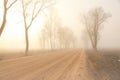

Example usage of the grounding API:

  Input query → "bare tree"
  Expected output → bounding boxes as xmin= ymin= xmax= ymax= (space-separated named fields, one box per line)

xmin=56 ymin=26 xmax=65 ymax=48
xmin=63 ymin=27 xmax=75 ymax=48
xmin=81 ymin=29 xmax=89 ymax=49
xmin=40 ymin=9 xmax=62 ymax=50
xmin=0 ymin=0 xmax=17 ymax=36
xmin=40 ymin=18 xmax=60 ymax=49
xmin=40 ymin=7 xmax=76 ymax=50
xmin=41 ymin=21 xmax=53 ymax=49
xmin=40 ymin=30 xmax=47 ymax=49
xmin=57 ymin=27 xmax=76 ymax=49
xmin=21 ymin=0 xmax=54 ymax=55
xmin=82 ymin=7 xmax=111 ymax=51
xmin=41 ymin=23 xmax=76 ymax=49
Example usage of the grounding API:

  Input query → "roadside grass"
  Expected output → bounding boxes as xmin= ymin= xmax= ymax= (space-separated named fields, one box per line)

xmin=87 ymin=50 xmax=120 ymax=80
xmin=87 ymin=50 xmax=120 ymax=70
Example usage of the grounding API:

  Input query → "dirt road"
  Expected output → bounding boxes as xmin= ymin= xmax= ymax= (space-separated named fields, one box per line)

xmin=0 ymin=50 xmax=93 ymax=80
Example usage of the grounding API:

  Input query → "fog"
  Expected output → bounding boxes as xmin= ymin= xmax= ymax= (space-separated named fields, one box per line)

xmin=0 ymin=1 xmax=120 ymax=79
xmin=56 ymin=0 xmax=120 ymax=49
xmin=0 ymin=0 xmax=120 ymax=52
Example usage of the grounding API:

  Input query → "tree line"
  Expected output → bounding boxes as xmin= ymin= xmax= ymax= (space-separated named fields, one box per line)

xmin=0 ymin=0 xmax=111 ymax=55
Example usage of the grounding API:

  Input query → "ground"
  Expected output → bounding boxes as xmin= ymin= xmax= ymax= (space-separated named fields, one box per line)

xmin=0 ymin=50 xmax=120 ymax=80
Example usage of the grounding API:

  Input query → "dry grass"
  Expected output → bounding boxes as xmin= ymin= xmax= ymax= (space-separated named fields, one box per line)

xmin=86 ymin=50 xmax=120 ymax=80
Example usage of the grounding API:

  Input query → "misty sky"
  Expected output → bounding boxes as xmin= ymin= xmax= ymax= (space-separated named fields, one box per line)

xmin=0 ymin=0 xmax=120 ymax=51
xmin=57 ymin=0 xmax=120 ymax=49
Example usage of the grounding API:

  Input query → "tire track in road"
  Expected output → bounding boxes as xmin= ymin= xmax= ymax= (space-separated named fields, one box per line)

xmin=29 ymin=51 xmax=79 ymax=80
xmin=60 ymin=51 xmax=82 ymax=80
xmin=0 ymin=50 xmax=90 ymax=80
xmin=16 ymin=51 xmax=75 ymax=80
xmin=0 ymin=51 xmax=72 ymax=80
xmin=56 ymin=51 xmax=80 ymax=80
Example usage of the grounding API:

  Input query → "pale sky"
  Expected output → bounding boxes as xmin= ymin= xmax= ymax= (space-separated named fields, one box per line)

xmin=0 ymin=0 xmax=120 ymax=51
xmin=56 ymin=0 xmax=120 ymax=49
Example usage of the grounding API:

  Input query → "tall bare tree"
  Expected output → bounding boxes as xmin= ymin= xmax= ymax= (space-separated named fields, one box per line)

xmin=41 ymin=21 xmax=53 ymax=49
xmin=40 ymin=8 xmax=62 ymax=50
xmin=21 ymin=0 xmax=54 ymax=55
xmin=40 ymin=30 xmax=48 ymax=49
xmin=82 ymin=7 xmax=111 ymax=50
xmin=40 ymin=18 xmax=60 ymax=49
xmin=0 ymin=0 xmax=17 ymax=36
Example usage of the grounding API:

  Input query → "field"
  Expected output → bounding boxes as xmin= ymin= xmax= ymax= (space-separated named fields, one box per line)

xmin=0 ymin=50 xmax=120 ymax=80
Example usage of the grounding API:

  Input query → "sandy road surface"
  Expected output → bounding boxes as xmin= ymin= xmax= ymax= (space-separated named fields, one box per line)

xmin=0 ymin=50 xmax=92 ymax=80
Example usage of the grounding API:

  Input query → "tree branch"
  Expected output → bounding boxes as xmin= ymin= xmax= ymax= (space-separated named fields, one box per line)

xmin=26 ymin=1 xmax=46 ymax=30
xmin=7 ymin=0 xmax=17 ymax=10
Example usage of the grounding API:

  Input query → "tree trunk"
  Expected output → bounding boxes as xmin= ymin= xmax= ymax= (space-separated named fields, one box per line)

xmin=50 ymin=38 xmax=53 ymax=50
xmin=89 ymin=33 xmax=98 ymax=51
xmin=25 ymin=29 xmax=29 ymax=55
xmin=93 ymin=43 xmax=97 ymax=51
xmin=0 ymin=1 xmax=7 ymax=36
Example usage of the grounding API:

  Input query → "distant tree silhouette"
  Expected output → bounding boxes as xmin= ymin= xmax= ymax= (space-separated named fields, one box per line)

xmin=82 ymin=7 xmax=111 ymax=50
xmin=40 ymin=9 xmax=62 ymax=49
xmin=57 ymin=27 xmax=76 ymax=49
xmin=40 ymin=10 xmax=76 ymax=49
xmin=81 ymin=29 xmax=89 ymax=48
